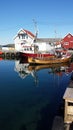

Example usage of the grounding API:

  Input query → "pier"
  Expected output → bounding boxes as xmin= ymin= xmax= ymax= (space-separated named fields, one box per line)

xmin=63 ymin=87 xmax=73 ymax=124
xmin=0 ymin=50 xmax=20 ymax=59
xmin=52 ymin=81 xmax=73 ymax=130
xmin=63 ymin=86 xmax=73 ymax=130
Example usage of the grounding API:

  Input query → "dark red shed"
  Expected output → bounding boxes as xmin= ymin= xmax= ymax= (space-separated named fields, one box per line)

xmin=61 ymin=33 xmax=73 ymax=49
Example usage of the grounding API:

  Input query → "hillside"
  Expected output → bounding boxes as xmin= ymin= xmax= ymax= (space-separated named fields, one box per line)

xmin=2 ymin=44 xmax=15 ymax=47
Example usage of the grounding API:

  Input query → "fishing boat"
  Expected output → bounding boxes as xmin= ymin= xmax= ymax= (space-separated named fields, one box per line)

xmin=28 ymin=52 xmax=72 ymax=64
xmin=19 ymin=42 xmax=56 ymax=58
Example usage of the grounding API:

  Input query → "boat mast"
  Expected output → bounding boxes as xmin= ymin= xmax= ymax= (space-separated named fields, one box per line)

xmin=54 ymin=30 xmax=57 ymax=48
xmin=33 ymin=19 xmax=38 ymax=41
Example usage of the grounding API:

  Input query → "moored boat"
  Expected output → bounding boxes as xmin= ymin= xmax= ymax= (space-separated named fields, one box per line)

xmin=19 ymin=42 xmax=56 ymax=58
xmin=28 ymin=53 xmax=72 ymax=65
xmin=20 ymin=51 xmax=55 ymax=58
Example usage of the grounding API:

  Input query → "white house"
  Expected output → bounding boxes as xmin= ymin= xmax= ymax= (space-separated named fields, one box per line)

xmin=14 ymin=29 xmax=56 ymax=56
xmin=14 ymin=29 xmax=35 ymax=51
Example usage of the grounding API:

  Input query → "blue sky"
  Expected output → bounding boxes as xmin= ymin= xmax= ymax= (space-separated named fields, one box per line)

xmin=0 ymin=0 xmax=73 ymax=44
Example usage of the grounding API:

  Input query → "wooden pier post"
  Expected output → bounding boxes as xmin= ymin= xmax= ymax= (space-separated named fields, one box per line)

xmin=63 ymin=88 xmax=73 ymax=124
xmin=0 ymin=51 xmax=20 ymax=59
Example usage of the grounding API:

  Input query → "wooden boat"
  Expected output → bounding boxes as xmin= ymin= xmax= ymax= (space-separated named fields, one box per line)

xmin=28 ymin=53 xmax=72 ymax=65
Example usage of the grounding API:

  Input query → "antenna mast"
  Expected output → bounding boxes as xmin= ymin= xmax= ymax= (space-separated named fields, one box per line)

xmin=54 ymin=30 xmax=57 ymax=38
xmin=33 ymin=19 xmax=38 ymax=40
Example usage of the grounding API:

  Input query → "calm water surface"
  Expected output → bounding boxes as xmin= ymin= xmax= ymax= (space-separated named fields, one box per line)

xmin=0 ymin=59 xmax=72 ymax=130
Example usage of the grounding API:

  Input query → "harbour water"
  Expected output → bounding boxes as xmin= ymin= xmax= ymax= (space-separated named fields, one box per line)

xmin=0 ymin=58 xmax=72 ymax=130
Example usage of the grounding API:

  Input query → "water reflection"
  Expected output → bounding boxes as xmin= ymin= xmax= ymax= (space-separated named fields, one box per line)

xmin=14 ymin=60 xmax=30 ymax=79
xmin=14 ymin=58 xmax=73 ymax=87
xmin=14 ymin=59 xmax=71 ymax=78
xmin=0 ymin=58 xmax=73 ymax=130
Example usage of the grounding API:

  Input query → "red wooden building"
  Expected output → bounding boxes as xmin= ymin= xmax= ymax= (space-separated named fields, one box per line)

xmin=61 ymin=33 xmax=73 ymax=49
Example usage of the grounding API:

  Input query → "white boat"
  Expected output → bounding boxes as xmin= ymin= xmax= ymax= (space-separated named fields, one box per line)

xmin=20 ymin=42 xmax=56 ymax=58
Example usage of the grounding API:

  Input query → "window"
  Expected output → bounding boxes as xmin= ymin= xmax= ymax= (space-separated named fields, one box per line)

xmin=18 ymin=34 xmax=20 ymax=39
xmin=30 ymin=47 xmax=32 ymax=50
xmin=22 ymin=34 xmax=25 ymax=39
xmin=24 ymin=48 xmax=26 ymax=51
xmin=21 ymin=43 xmax=24 ymax=45
xmin=27 ymin=48 xmax=29 ymax=51
xmin=64 ymin=42 xmax=69 ymax=45
xmin=22 ymin=34 xmax=28 ymax=39
xmin=18 ymin=33 xmax=28 ymax=39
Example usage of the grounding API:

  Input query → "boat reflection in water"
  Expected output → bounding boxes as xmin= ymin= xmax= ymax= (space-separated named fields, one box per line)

xmin=14 ymin=58 xmax=72 ymax=85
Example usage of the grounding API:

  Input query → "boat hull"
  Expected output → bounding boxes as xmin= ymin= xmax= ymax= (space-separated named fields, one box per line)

xmin=20 ymin=52 xmax=55 ymax=58
xmin=28 ymin=55 xmax=71 ymax=65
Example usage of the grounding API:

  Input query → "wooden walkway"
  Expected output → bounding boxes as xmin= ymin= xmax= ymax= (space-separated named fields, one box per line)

xmin=52 ymin=81 xmax=73 ymax=130
xmin=52 ymin=116 xmax=64 ymax=130
xmin=52 ymin=116 xmax=73 ymax=130
xmin=0 ymin=50 xmax=20 ymax=59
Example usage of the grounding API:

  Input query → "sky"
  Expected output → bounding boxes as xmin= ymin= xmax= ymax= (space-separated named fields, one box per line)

xmin=0 ymin=0 xmax=73 ymax=44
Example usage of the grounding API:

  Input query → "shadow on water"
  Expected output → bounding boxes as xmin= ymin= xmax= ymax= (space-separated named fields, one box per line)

xmin=36 ymin=104 xmax=54 ymax=130
xmin=35 ymin=101 xmax=65 ymax=130
xmin=19 ymin=124 xmax=27 ymax=130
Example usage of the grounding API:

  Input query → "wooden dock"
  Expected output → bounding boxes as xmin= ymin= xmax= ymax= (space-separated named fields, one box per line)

xmin=63 ymin=84 xmax=73 ymax=130
xmin=52 ymin=116 xmax=73 ymax=130
xmin=0 ymin=50 xmax=20 ymax=59
xmin=63 ymin=87 xmax=73 ymax=124
xmin=52 ymin=82 xmax=73 ymax=130
xmin=52 ymin=116 xmax=64 ymax=130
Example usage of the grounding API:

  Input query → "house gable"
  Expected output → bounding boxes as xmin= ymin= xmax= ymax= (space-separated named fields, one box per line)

xmin=62 ymin=33 xmax=73 ymax=42
xmin=14 ymin=29 xmax=35 ymax=40
xmin=23 ymin=29 xmax=35 ymax=38
xmin=61 ymin=33 xmax=73 ymax=49
xmin=17 ymin=29 xmax=35 ymax=40
xmin=14 ymin=29 xmax=35 ymax=51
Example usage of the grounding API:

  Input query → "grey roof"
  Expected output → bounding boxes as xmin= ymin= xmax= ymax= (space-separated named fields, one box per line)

xmin=36 ymin=38 xmax=62 ymax=43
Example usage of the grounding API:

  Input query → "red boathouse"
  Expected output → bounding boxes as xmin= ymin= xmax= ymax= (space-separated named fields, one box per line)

xmin=61 ymin=33 xmax=73 ymax=50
